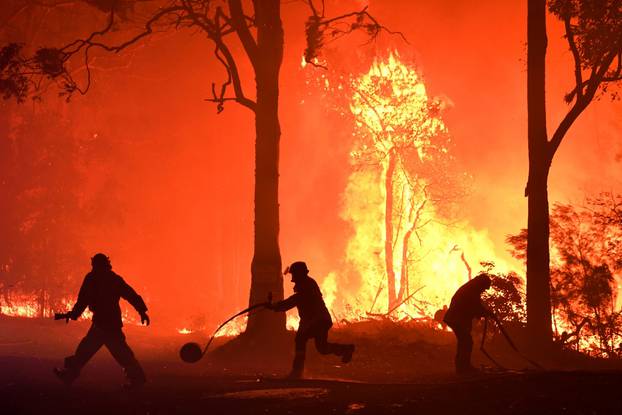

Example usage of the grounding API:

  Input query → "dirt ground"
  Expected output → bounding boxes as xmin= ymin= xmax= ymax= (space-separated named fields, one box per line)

xmin=1 ymin=316 xmax=621 ymax=414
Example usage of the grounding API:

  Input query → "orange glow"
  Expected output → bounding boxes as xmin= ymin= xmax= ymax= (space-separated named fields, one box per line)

xmin=0 ymin=298 xmax=40 ymax=318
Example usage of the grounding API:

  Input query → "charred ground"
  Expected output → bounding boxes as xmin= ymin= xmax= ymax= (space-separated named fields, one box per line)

xmin=1 ymin=316 xmax=621 ymax=414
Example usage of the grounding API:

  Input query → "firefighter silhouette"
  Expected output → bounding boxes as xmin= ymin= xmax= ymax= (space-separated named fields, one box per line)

xmin=267 ymin=261 xmax=355 ymax=378
xmin=443 ymin=273 xmax=492 ymax=374
xmin=54 ymin=253 xmax=150 ymax=388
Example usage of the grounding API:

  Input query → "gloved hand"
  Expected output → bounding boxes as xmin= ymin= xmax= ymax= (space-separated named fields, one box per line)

xmin=140 ymin=311 xmax=150 ymax=326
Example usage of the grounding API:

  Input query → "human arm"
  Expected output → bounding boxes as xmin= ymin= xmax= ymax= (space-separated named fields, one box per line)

xmin=69 ymin=275 xmax=92 ymax=320
xmin=119 ymin=278 xmax=149 ymax=325
xmin=268 ymin=294 xmax=299 ymax=312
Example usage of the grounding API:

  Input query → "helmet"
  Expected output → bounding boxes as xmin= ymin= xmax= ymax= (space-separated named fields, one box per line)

xmin=91 ymin=253 xmax=111 ymax=270
xmin=284 ymin=261 xmax=309 ymax=276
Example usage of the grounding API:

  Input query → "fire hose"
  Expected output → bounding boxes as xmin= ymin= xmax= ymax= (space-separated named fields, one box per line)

xmin=179 ymin=292 xmax=273 ymax=363
xmin=480 ymin=316 xmax=544 ymax=371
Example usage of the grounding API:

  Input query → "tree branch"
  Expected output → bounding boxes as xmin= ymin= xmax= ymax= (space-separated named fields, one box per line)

xmin=227 ymin=0 xmax=258 ymax=66
xmin=303 ymin=5 xmax=407 ymax=66
xmin=549 ymin=49 xmax=620 ymax=159
xmin=563 ymin=13 xmax=583 ymax=101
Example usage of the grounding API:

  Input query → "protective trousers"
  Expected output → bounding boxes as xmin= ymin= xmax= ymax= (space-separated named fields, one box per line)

xmin=292 ymin=322 xmax=349 ymax=374
xmin=64 ymin=324 xmax=146 ymax=384
xmin=447 ymin=321 xmax=474 ymax=373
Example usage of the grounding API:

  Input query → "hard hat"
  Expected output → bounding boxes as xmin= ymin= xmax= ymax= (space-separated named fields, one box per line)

xmin=284 ymin=261 xmax=309 ymax=275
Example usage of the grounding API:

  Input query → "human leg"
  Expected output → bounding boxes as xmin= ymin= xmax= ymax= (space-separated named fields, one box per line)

xmin=104 ymin=329 xmax=146 ymax=387
xmin=313 ymin=327 xmax=355 ymax=363
xmin=290 ymin=328 xmax=311 ymax=378
xmin=56 ymin=325 xmax=105 ymax=385
xmin=450 ymin=323 xmax=474 ymax=374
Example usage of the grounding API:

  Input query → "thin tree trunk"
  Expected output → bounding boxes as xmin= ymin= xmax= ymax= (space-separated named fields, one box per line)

xmin=39 ymin=288 xmax=46 ymax=318
xmin=245 ymin=0 xmax=286 ymax=336
xmin=385 ymin=149 xmax=398 ymax=310
xmin=526 ymin=0 xmax=553 ymax=349
xmin=396 ymin=199 xmax=425 ymax=304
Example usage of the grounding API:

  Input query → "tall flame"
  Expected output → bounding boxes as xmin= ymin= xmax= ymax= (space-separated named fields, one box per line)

xmin=322 ymin=52 xmax=513 ymax=321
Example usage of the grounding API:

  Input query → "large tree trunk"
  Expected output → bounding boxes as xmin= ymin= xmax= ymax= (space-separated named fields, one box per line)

xmin=526 ymin=0 xmax=553 ymax=349
xmin=384 ymin=149 xmax=398 ymax=310
xmin=245 ymin=0 xmax=286 ymax=336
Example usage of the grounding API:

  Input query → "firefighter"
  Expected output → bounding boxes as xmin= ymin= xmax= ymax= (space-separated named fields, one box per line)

xmin=267 ymin=261 xmax=355 ymax=379
xmin=443 ymin=273 xmax=493 ymax=374
xmin=54 ymin=253 xmax=150 ymax=388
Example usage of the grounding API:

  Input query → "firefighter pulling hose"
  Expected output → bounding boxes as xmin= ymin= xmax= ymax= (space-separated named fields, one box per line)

xmin=444 ymin=272 xmax=543 ymax=374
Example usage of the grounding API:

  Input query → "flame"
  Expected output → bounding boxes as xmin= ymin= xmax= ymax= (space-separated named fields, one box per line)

xmin=320 ymin=52 xmax=513 ymax=321
xmin=1 ymin=299 xmax=40 ymax=318
xmin=210 ymin=313 xmax=300 ymax=338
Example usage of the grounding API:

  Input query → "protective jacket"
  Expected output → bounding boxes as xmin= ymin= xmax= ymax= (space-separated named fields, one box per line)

xmin=272 ymin=276 xmax=332 ymax=329
xmin=70 ymin=269 xmax=147 ymax=330
xmin=443 ymin=278 xmax=488 ymax=327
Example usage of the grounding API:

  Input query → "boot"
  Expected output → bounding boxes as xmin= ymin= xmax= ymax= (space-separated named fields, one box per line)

xmin=53 ymin=367 xmax=78 ymax=386
xmin=286 ymin=368 xmax=304 ymax=379
xmin=288 ymin=352 xmax=305 ymax=379
xmin=123 ymin=364 xmax=146 ymax=389
xmin=341 ymin=344 xmax=355 ymax=364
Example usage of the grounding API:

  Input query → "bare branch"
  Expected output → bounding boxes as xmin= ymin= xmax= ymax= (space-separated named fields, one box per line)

xmin=549 ymin=49 xmax=619 ymax=159
xmin=303 ymin=5 xmax=407 ymax=66
xmin=563 ymin=13 xmax=583 ymax=101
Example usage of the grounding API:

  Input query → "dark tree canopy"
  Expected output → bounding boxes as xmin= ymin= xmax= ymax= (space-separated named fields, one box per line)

xmin=509 ymin=195 xmax=622 ymax=355
xmin=0 ymin=1 xmax=399 ymax=105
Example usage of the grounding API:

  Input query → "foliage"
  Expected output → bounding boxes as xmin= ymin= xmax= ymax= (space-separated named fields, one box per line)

xmin=507 ymin=195 xmax=622 ymax=356
xmin=0 ymin=43 xmax=29 ymax=101
xmin=480 ymin=262 xmax=526 ymax=325
xmin=548 ymin=0 xmax=622 ymax=103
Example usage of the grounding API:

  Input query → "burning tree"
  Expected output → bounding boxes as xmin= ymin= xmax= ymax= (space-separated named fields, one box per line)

xmin=347 ymin=53 xmax=465 ymax=314
xmin=508 ymin=195 xmax=622 ymax=356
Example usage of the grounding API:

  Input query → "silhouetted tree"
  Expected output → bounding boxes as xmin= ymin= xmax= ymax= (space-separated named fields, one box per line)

xmin=479 ymin=262 xmax=526 ymax=325
xmin=526 ymin=0 xmax=622 ymax=349
xmin=0 ymin=0 xmax=398 ymax=337
xmin=508 ymin=196 xmax=622 ymax=356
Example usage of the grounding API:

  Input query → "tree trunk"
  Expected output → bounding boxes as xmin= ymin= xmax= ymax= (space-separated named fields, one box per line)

xmin=245 ymin=0 xmax=286 ymax=337
xmin=385 ymin=149 xmax=398 ymax=310
xmin=396 ymin=199 xmax=424 ymax=304
xmin=39 ymin=288 xmax=46 ymax=318
xmin=526 ymin=0 xmax=553 ymax=349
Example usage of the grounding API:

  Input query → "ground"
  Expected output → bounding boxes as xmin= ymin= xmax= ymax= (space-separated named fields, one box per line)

xmin=1 ymin=316 xmax=621 ymax=414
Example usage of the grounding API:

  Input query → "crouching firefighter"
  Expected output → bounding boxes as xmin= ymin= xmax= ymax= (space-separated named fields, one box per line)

xmin=443 ymin=273 xmax=493 ymax=375
xmin=54 ymin=253 xmax=150 ymax=388
xmin=267 ymin=261 xmax=355 ymax=379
